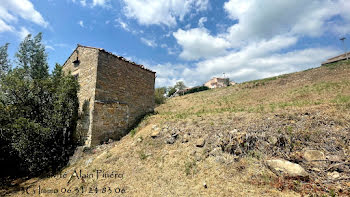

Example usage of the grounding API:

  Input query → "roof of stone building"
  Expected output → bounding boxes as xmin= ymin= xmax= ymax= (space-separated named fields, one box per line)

xmin=63 ymin=44 xmax=156 ymax=74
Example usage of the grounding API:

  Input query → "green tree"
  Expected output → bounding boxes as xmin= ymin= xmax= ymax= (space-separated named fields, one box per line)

xmin=155 ymin=87 xmax=166 ymax=104
xmin=167 ymin=86 xmax=177 ymax=97
xmin=0 ymin=43 xmax=10 ymax=76
xmin=0 ymin=33 xmax=79 ymax=176
xmin=15 ymin=33 xmax=48 ymax=79
xmin=174 ymin=81 xmax=186 ymax=91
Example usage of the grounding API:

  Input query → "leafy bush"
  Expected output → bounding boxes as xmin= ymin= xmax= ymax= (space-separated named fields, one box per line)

xmin=155 ymin=87 xmax=166 ymax=104
xmin=0 ymin=33 xmax=79 ymax=176
xmin=184 ymin=86 xmax=209 ymax=95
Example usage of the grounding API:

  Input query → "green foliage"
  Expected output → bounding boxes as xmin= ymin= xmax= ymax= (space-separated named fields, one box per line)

xmin=0 ymin=33 xmax=79 ymax=176
xmin=155 ymin=87 xmax=166 ymax=104
xmin=184 ymin=86 xmax=209 ymax=95
xmin=0 ymin=43 xmax=10 ymax=76
xmin=184 ymin=160 xmax=197 ymax=176
xmin=130 ymin=128 xmax=137 ymax=137
xmin=167 ymin=86 xmax=177 ymax=97
xmin=15 ymin=33 xmax=49 ymax=80
xmin=174 ymin=81 xmax=186 ymax=91
xmin=138 ymin=151 xmax=148 ymax=160
xmin=332 ymin=94 xmax=350 ymax=109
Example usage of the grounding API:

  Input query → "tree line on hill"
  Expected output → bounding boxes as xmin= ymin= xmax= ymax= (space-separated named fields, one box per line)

xmin=0 ymin=33 xmax=79 ymax=177
xmin=155 ymin=81 xmax=209 ymax=105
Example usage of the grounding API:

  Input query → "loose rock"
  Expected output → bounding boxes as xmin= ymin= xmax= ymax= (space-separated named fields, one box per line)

xmin=267 ymin=136 xmax=278 ymax=145
xmin=182 ymin=133 xmax=190 ymax=143
xmin=151 ymin=130 xmax=160 ymax=138
xmin=327 ymin=171 xmax=340 ymax=179
xmin=196 ymin=138 xmax=206 ymax=147
xmin=303 ymin=150 xmax=325 ymax=162
xmin=266 ymin=159 xmax=309 ymax=179
xmin=165 ymin=136 xmax=176 ymax=144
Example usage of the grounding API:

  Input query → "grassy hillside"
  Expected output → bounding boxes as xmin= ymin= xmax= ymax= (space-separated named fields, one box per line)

xmin=3 ymin=60 xmax=350 ymax=196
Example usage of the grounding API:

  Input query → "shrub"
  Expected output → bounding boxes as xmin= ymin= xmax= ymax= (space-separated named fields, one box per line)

xmin=155 ymin=87 xmax=166 ymax=104
xmin=0 ymin=33 xmax=79 ymax=176
xmin=184 ymin=86 xmax=209 ymax=95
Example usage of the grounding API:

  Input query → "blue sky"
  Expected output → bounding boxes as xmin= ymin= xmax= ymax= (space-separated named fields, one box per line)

xmin=0 ymin=0 xmax=350 ymax=87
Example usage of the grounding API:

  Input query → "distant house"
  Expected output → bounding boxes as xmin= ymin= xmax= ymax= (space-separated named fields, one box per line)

xmin=322 ymin=51 xmax=349 ymax=65
xmin=204 ymin=77 xmax=230 ymax=89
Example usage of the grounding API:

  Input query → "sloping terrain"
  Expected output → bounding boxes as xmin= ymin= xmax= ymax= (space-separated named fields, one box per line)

xmin=3 ymin=60 xmax=350 ymax=196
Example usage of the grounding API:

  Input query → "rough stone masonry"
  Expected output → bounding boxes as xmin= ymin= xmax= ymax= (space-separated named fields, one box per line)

xmin=63 ymin=45 xmax=155 ymax=146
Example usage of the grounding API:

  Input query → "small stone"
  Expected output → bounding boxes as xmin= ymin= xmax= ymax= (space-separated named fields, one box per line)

xmin=234 ymin=147 xmax=242 ymax=155
xmin=266 ymin=159 xmax=309 ymax=178
xmin=137 ymin=137 xmax=143 ymax=143
xmin=196 ymin=138 xmax=206 ymax=147
xmin=151 ymin=130 xmax=160 ymax=138
xmin=108 ymin=139 xmax=113 ymax=143
xmin=327 ymin=155 xmax=342 ymax=162
xmin=172 ymin=133 xmax=178 ymax=138
xmin=209 ymin=147 xmax=223 ymax=157
xmin=311 ymin=168 xmax=321 ymax=172
xmin=229 ymin=129 xmax=238 ymax=134
xmin=85 ymin=158 xmax=93 ymax=167
xmin=215 ymin=156 xmax=226 ymax=164
xmin=303 ymin=150 xmax=325 ymax=162
xmin=328 ymin=171 xmax=340 ymax=179
xmin=182 ymin=134 xmax=190 ymax=143
xmin=203 ymin=182 xmax=207 ymax=188
xmin=268 ymin=136 xmax=278 ymax=145
xmin=151 ymin=124 xmax=158 ymax=130
xmin=165 ymin=136 xmax=175 ymax=144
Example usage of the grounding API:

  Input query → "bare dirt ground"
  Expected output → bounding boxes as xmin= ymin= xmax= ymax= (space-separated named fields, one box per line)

xmin=2 ymin=60 xmax=350 ymax=196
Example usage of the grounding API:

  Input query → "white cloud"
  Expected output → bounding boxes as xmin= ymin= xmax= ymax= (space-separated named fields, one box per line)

xmin=0 ymin=0 xmax=48 ymax=28
xmin=140 ymin=37 xmax=157 ymax=48
xmin=148 ymin=62 xmax=189 ymax=87
xmin=173 ymin=28 xmax=231 ymax=60
xmin=0 ymin=18 xmax=14 ymax=32
xmin=158 ymin=0 xmax=350 ymax=88
xmin=92 ymin=0 xmax=110 ymax=7
xmin=45 ymin=45 xmax=55 ymax=51
xmin=78 ymin=20 xmax=84 ymax=27
xmin=17 ymin=26 xmax=30 ymax=40
xmin=198 ymin=17 xmax=207 ymax=28
xmin=222 ymin=0 xmax=345 ymax=46
xmin=80 ymin=0 xmax=87 ymax=7
xmin=115 ymin=18 xmax=130 ymax=32
xmin=122 ymin=0 xmax=209 ymax=26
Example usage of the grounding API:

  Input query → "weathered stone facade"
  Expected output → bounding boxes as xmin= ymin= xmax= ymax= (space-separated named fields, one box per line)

xmin=63 ymin=45 xmax=155 ymax=146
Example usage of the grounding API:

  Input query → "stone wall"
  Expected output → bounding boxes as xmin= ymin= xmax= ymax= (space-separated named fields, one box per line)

xmin=63 ymin=45 xmax=155 ymax=146
xmin=92 ymin=50 xmax=155 ymax=144
xmin=62 ymin=47 xmax=99 ymax=146
xmin=90 ymin=101 xmax=129 ymax=145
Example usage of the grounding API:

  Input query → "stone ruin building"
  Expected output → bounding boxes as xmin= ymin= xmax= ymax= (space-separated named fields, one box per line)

xmin=63 ymin=45 xmax=155 ymax=147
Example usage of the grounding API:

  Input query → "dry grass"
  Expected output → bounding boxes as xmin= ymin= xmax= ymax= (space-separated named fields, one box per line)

xmin=3 ymin=61 xmax=350 ymax=197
